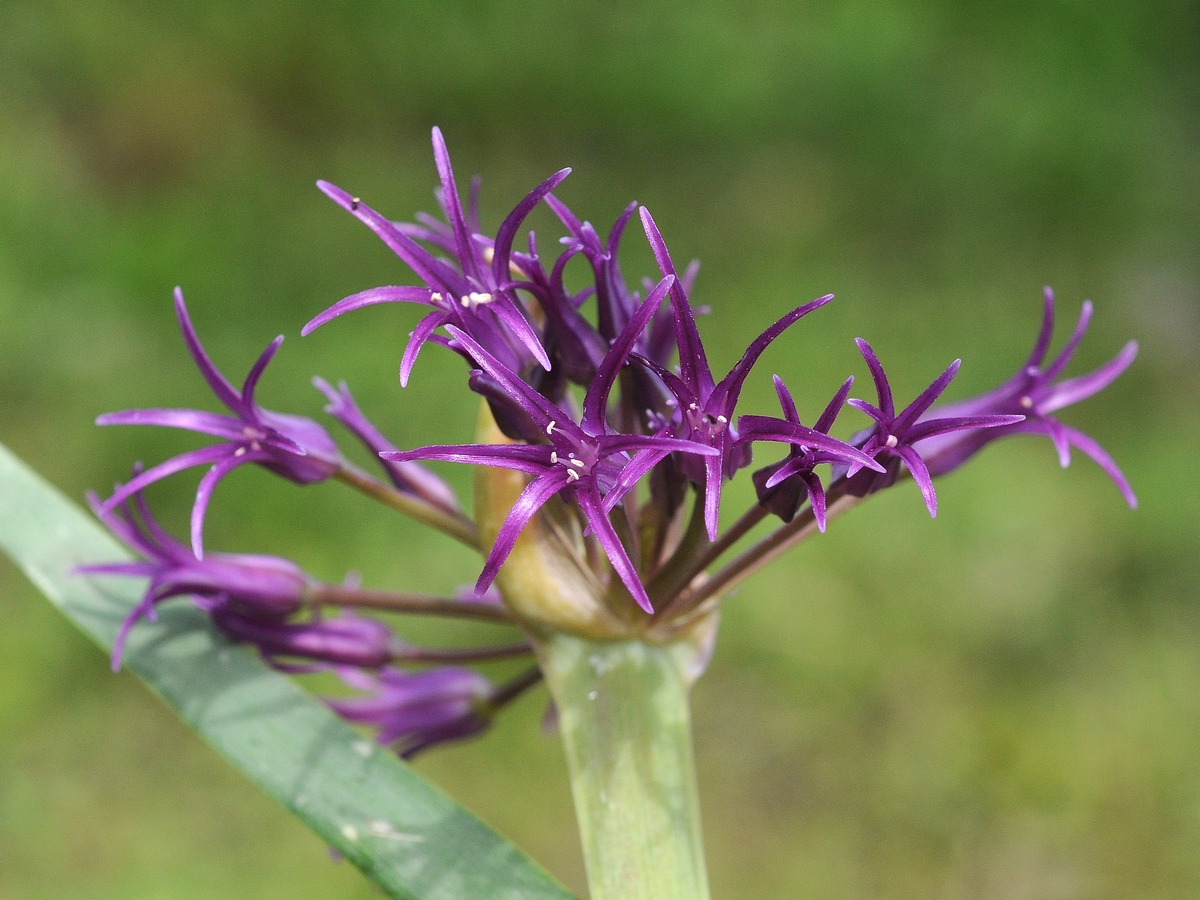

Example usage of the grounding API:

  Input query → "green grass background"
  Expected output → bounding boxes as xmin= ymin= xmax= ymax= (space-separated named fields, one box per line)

xmin=1 ymin=2 xmax=1198 ymax=897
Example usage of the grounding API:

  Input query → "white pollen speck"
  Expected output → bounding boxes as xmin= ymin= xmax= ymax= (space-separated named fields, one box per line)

xmin=233 ymin=447 xmax=247 ymax=457
xmin=1020 ymin=396 xmax=1034 ymax=409
xmin=688 ymin=402 xmax=699 ymax=410
xmin=885 ymin=435 xmax=898 ymax=448
xmin=341 ymin=825 xmax=359 ymax=841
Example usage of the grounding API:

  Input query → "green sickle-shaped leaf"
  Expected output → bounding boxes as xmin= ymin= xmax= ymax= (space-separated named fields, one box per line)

xmin=0 ymin=443 xmax=576 ymax=900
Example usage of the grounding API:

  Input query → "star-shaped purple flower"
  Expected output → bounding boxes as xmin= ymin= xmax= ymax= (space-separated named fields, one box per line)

xmin=80 ymin=483 xmax=312 ymax=670
xmin=840 ymin=339 xmax=1025 ymax=516
xmin=327 ymin=665 xmax=495 ymax=759
xmin=384 ymin=278 xmax=719 ymax=614
xmin=97 ymin=289 xmax=340 ymax=557
xmin=913 ymin=289 xmax=1138 ymax=508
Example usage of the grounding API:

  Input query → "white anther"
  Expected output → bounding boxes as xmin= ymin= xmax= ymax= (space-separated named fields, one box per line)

xmin=716 ymin=415 xmax=728 ymax=424
xmin=550 ymin=451 xmax=558 ymax=463
xmin=430 ymin=292 xmax=443 ymax=304
xmin=350 ymin=197 xmax=361 ymax=210
xmin=234 ymin=447 xmax=247 ymax=457
xmin=566 ymin=469 xmax=580 ymax=482
xmin=1020 ymin=396 xmax=1034 ymax=409
xmin=460 ymin=291 xmax=494 ymax=309
xmin=688 ymin=402 xmax=699 ymax=411
xmin=885 ymin=434 xmax=899 ymax=448
xmin=546 ymin=420 xmax=556 ymax=435
xmin=482 ymin=247 xmax=495 ymax=264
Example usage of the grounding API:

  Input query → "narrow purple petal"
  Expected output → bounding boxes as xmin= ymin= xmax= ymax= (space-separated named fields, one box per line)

xmin=772 ymin=375 xmax=800 ymax=423
xmin=854 ymin=338 xmax=894 ymax=418
xmin=892 ymin=359 xmax=961 ymax=432
xmin=896 ymin=445 xmax=938 ymax=517
xmin=477 ymin=469 xmax=572 ymax=591
xmin=639 ymin=207 xmax=715 ymax=396
xmin=1040 ymin=340 xmax=1138 ymax=413
xmin=1057 ymin=423 xmax=1138 ymax=509
xmin=905 ymin=413 xmax=1026 ymax=443
xmin=712 ymin=295 xmax=833 ymax=413
xmin=815 ymin=377 xmax=855 ymax=433
xmin=575 ymin=487 xmax=654 ymax=614
xmin=737 ymin=416 xmax=886 ymax=472
xmin=316 ymin=181 xmax=467 ymax=295
xmin=1023 ymin=287 xmax=1057 ymax=370
xmin=101 ymin=445 xmax=235 ymax=513
xmin=489 ymin=294 xmax=552 ymax=371
xmin=384 ymin=443 xmax=551 ymax=475
xmin=582 ymin=275 xmax=674 ymax=434
xmin=803 ymin=471 xmax=828 ymax=532
xmin=430 ymin=127 xmax=482 ymax=282
xmin=399 ymin=311 xmax=448 ymax=387
xmin=302 ymin=286 xmax=436 ymax=336
xmin=96 ymin=409 xmax=244 ymax=440
xmin=1041 ymin=300 xmax=1093 ymax=382
xmin=703 ymin=452 xmax=723 ymax=540
xmin=492 ymin=168 xmax=571 ymax=288
xmin=191 ymin=452 xmax=252 ymax=557
xmin=174 ymin=289 xmax=243 ymax=413
xmin=240 ymin=336 xmax=284 ymax=414
xmin=601 ymin=446 xmax=674 ymax=514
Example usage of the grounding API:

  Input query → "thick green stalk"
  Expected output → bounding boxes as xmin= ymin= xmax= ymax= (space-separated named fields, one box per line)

xmin=539 ymin=634 xmax=710 ymax=900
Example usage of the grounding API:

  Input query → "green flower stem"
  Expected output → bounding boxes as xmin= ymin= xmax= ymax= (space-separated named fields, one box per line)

xmin=539 ymin=634 xmax=711 ymax=900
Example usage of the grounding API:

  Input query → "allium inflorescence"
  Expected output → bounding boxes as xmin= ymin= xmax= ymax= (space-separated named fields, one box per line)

xmin=83 ymin=128 xmax=1137 ymax=757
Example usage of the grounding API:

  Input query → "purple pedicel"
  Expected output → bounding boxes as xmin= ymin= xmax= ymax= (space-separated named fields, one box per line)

xmin=835 ymin=339 xmax=1024 ymax=517
xmin=912 ymin=289 xmax=1138 ymax=508
xmin=639 ymin=207 xmax=882 ymax=539
xmin=97 ymin=289 xmax=339 ymax=557
xmin=327 ymin=665 xmax=494 ymax=758
xmin=80 ymin=485 xmax=311 ymax=671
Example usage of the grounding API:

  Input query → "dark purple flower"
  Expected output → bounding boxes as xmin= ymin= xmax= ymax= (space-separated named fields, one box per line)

xmin=312 ymin=377 xmax=462 ymax=515
xmin=304 ymin=128 xmax=567 ymax=384
xmin=913 ymin=289 xmax=1138 ymax=508
xmin=639 ymin=206 xmax=881 ymax=539
xmin=327 ymin=665 xmax=494 ymax=758
xmin=211 ymin=608 xmax=397 ymax=669
xmin=79 ymin=485 xmax=311 ymax=671
xmin=746 ymin=375 xmax=855 ymax=531
xmin=97 ymin=289 xmax=339 ymax=557
xmin=384 ymin=279 xmax=720 ymax=614
xmin=839 ymin=339 xmax=1025 ymax=516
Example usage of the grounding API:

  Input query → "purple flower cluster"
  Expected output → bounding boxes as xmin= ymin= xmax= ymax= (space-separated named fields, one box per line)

xmin=84 ymin=128 xmax=1137 ymax=758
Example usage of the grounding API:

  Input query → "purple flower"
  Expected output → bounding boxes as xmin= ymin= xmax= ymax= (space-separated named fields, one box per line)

xmin=79 ymin=485 xmax=311 ymax=671
xmin=913 ymin=289 xmax=1139 ymax=508
xmin=839 ymin=339 xmax=1025 ymax=516
xmin=97 ymin=289 xmax=339 ymax=557
xmin=745 ymin=375 xmax=855 ymax=531
xmin=212 ymin=608 xmax=397 ymax=669
xmin=327 ymin=665 xmax=494 ymax=758
xmin=639 ymin=207 xmax=882 ymax=539
xmin=304 ymin=128 xmax=566 ymax=384
xmin=312 ymin=377 xmax=462 ymax=515
xmin=384 ymin=278 xmax=720 ymax=614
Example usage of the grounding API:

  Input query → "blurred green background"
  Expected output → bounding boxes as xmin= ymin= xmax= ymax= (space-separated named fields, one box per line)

xmin=1 ymin=1 xmax=1198 ymax=897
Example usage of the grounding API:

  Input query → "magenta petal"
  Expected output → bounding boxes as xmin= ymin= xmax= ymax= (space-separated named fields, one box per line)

xmin=1023 ymin=287 xmax=1057 ymax=370
xmin=1041 ymin=340 xmax=1138 ymax=413
xmin=174 ymin=289 xmax=242 ymax=412
xmin=1042 ymin=300 xmax=1093 ymax=382
xmin=854 ymin=338 xmax=894 ymax=418
xmin=191 ymin=452 xmax=252 ymax=557
xmin=384 ymin=443 xmax=550 ymax=475
xmin=400 ymin=311 xmax=448 ymax=387
xmin=492 ymin=168 xmax=571 ymax=288
xmin=1058 ymin=423 xmax=1138 ymax=509
xmin=302 ymin=286 xmax=436 ymax=336
xmin=96 ymin=409 xmax=244 ymax=440
xmin=575 ymin=487 xmax=654 ymax=614
xmin=430 ymin=127 xmax=482 ymax=282
xmin=896 ymin=445 xmax=938 ymax=518
xmin=477 ymin=470 xmax=571 ymax=591
xmin=101 ymin=445 xmax=234 ymax=513
xmin=240 ymin=336 xmax=284 ymax=414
